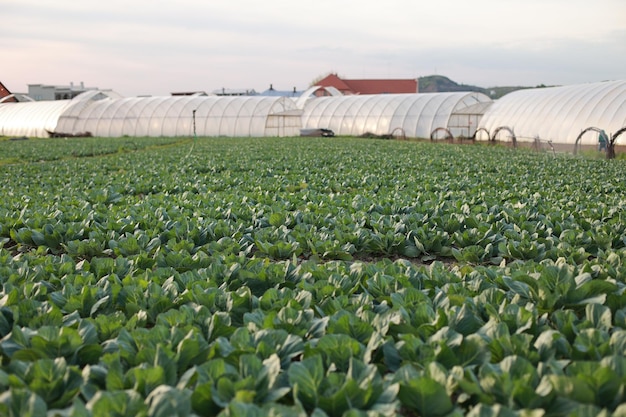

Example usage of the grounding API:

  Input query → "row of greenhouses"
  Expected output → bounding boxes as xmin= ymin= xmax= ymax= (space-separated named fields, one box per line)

xmin=1 ymin=80 xmax=625 ymax=145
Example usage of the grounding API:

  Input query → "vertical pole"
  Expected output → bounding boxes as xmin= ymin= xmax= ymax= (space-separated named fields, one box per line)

xmin=607 ymin=132 xmax=616 ymax=159
xmin=192 ymin=109 xmax=197 ymax=141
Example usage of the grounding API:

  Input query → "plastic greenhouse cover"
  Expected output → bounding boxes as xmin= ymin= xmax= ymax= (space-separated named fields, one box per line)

xmin=477 ymin=80 xmax=626 ymax=144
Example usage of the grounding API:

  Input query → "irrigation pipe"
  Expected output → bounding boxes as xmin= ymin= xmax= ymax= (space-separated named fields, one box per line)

xmin=184 ymin=109 xmax=198 ymax=159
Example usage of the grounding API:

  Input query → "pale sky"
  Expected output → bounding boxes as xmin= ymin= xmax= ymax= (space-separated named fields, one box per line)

xmin=2 ymin=0 xmax=625 ymax=97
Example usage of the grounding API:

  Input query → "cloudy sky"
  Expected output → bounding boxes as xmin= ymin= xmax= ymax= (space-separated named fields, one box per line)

xmin=2 ymin=0 xmax=625 ymax=97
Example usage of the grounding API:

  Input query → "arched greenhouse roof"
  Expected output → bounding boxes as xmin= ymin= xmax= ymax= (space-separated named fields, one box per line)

xmin=56 ymin=95 xmax=301 ymax=137
xmin=0 ymin=90 xmax=123 ymax=138
xmin=300 ymin=92 xmax=492 ymax=138
xmin=0 ymin=99 xmax=74 ymax=138
xmin=477 ymin=80 xmax=626 ymax=145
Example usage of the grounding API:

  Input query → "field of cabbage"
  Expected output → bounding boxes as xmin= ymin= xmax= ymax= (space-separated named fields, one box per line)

xmin=0 ymin=136 xmax=625 ymax=417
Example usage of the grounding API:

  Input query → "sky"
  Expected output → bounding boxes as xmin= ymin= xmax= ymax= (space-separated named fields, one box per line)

xmin=1 ymin=0 xmax=625 ymax=97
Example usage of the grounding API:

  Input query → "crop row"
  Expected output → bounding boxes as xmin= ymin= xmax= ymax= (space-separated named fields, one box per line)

xmin=0 ymin=136 xmax=185 ymax=165
xmin=2 ymin=140 xmax=626 ymax=266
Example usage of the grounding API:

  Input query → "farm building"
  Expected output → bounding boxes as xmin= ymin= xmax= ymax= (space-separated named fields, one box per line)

xmin=477 ymin=80 xmax=626 ymax=146
xmin=313 ymin=73 xmax=419 ymax=95
xmin=28 ymin=82 xmax=100 ymax=101
xmin=0 ymin=81 xmax=17 ymax=103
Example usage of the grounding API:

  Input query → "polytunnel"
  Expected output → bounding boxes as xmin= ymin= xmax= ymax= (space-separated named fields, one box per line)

xmin=0 ymin=90 xmax=122 ymax=138
xmin=476 ymin=80 xmax=626 ymax=145
xmin=300 ymin=92 xmax=492 ymax=139
xmin=0 ymin=99 xmax=75 ymax=138
xmin=55 ymin=95 xmax=302 ymax=137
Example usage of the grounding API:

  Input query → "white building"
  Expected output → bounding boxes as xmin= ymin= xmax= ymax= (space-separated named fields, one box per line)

xmin=28 ymin=82 xmax=99 ymax=101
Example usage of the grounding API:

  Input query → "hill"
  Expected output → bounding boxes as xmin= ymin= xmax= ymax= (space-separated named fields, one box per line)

xmin=418 ymin=75 xmax=536 ymax=99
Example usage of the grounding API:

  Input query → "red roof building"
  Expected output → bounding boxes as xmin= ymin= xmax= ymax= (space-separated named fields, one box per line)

xmin=314 ymin=73 xmax=418 ymax=95
xmin=0 ymin=81 xmax=17 ymax=102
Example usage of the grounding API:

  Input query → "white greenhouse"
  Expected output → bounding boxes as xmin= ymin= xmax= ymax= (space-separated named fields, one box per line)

xmin=0 ymin=93 xmax=302 ymax=138
xmin=1 ymin=79 xmax=624 ymax=145
xmin=300 ymin=92 xmax=492 ymax=139
xmin=0 ymin=99 xmax=76 ymax=138
xmin=477 ymin=80 xmax=626 ymax=146
xmin=56 ymin=95 xmax=302 ymax=137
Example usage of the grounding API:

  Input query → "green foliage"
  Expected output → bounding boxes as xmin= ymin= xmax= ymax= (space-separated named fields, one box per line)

xmin=1 ymin=137 xmax=626 ymax=415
